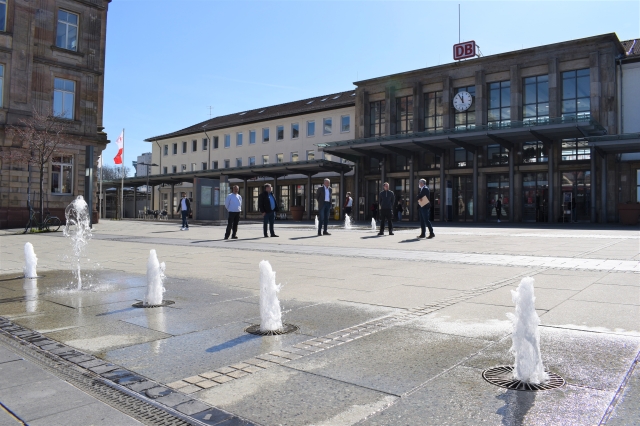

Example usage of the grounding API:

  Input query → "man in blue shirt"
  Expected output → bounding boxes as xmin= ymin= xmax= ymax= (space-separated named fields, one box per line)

xmin=224 ymin=185 xmax=242 ymax=239
xmin=258 ymin=183 xmax=279 ymax=238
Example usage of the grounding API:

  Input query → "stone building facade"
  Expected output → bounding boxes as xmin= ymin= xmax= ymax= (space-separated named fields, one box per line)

xmin=0 ymin=0 xmax=110 ymax=228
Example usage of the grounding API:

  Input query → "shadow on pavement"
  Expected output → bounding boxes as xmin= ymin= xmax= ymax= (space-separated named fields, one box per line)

xmin=289 ymin=235 xmax=322 ymax=240
xmin=206 ymin=334 xmax=260 ymax=353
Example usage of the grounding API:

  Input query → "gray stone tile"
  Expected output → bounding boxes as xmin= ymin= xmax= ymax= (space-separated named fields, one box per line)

xmin=196 ymin=365 xmax=397 ymax=426
xmin=174 ymin=399 xmax=211 ymax=415
xmin=0 ymin=346 xmax=22 ymax=364
xmin=606 ymin=363 xmax=640 ymax=425
xmin=572 ymin=283 xmax=640 ymax=305
xmin=466 ymin=285 xmax=579 ymax=310
xmin=104 ymin=321 xmax=309 ymax=384
xmin=463 ymin=327 xmax=640 ymax=392
xmin=360 ymin=366 xmax=614 ymax=426
xmin=287 ymin=326 xmax=492 ymax=395
xmin=540 ymin=299 xmax=640 ymax=336
xmin=0 ymin=406 xmax=18 ymax=425
xmin=0 ymin=359 xmax=52 ymax=390
xmin=27 ymin=401 xmax=142 ymax=426
xmin=154 ymin=392 xmax=192 ymax=407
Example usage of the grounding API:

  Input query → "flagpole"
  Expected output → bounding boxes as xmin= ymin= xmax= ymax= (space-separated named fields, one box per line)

xmin=120 ymin=128 xmax=125 ymax=220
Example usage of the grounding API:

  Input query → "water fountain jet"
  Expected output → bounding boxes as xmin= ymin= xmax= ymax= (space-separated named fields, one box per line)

xmin=133 ymin=250 xmax=174 ymax=308
xmin=23 ymin=242 xmax=38 ymax=279
xmin=63 ymin=196 xmax=92 ymax=289
xmin=344 ymin=214 xmax=353 ymax=230
xmin=314 ymin=215 xmax=319 ymax=230
xmin=371 ymin=218 xmax=376 ymax=232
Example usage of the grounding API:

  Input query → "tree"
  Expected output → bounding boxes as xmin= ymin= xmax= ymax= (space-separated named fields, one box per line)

xmin=98 ymin=164 xmax=131 ymax=181
xmin=1 ymin=107 xmax=71 ymax=228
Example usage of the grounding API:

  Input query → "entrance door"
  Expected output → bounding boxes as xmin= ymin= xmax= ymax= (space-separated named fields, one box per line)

xmin=367 ymin=179 xmax=380 ymax=220
xmin=561 ymin=171 xmax=591 ymax=222
xmin=453 ymin=176 xmax=473 ymax=222
xmin=394 ymin=178 xmax=409 ymax=220
xmin=486 ymin=174 xmax=510 ymax=221
xmin=523 ymin=173 xmax=548 ymax=222
xmin=424 ymin=177 xmax=441 ymax=221
xmin=194 ymin=177 xmax=221 ymax=220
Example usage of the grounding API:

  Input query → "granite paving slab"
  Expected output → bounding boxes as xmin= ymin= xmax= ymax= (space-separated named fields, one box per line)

xmin=540 ymin=299 xmax=640 ymax=336
xmin=606 ymin=359 xmax=640 ymax=425
xmin=27 ymin=401 xmax=141 ymax=426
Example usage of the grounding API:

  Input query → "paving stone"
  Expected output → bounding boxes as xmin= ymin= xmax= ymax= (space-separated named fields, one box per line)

xmin=215 ymin=366 xmax=236 ymax=374
xmin=199 ymin=371 xmax=222 ymax=379
xmin=49 ymin=346 xmax=72 ymax=355
xmin=179 ymin=384 xmax=202 ymax=394
xmin=67 ymin=355 xmax=95 ymax=364
xmin=89 ymin=364 xmax=119 ymax=374
xmin=195 ymin=380 xmax=218 ymax=389
xmin=145 ymin=386 xmax=173 ymax=399
xmin=174 ymin=399 xmax=211 ymax=416
xmin=230 ymin=362 xmax=250 ymax=370
xmin=183 ymin=375 xmax=207 ymax=384
xmin=166 ymin=380 xmax=189 ymax=390
xmin=227 ymin=370 xmax=248 ymax=379
xmin=125 ymin=380 xmax=158 ymax=392
xmin=78 ymin=359 xmax=106 ymax=369
xmin=190 ymin=408 xmax=233 ymax=425
xmin=155 ymin=392 xmax=192 ymax=407
xmin=212 ymin=375 xmax=234 ymax=384
xmin=242 ymin=366 xmax=263 ymax=374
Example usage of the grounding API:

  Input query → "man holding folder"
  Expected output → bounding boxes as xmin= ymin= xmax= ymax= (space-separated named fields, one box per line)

xmin=417 ymin=179 xmax=435 ymax=239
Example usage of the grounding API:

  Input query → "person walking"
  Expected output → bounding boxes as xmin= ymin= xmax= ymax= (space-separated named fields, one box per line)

xmin=378 ymin=182 xmax=395 ymax=235
xmin=496 ymin=197 xmax=502 ymax=223
xmin=176 ymin=192 xmax=191 ymax=231
xmin=258 ymin=183 xmax=279 ymax=238
xmin=417 ymin=179 xmax=435 ymax=239
xmin=395 ymin=199 xmax=404 ymax=222
xmin=224 ymin=185 xmax=242 ymax=239
xmin=316 ymin=178 xmax=332 ymax=236
xmin=344 ymin=192 xmax=353 ymax=216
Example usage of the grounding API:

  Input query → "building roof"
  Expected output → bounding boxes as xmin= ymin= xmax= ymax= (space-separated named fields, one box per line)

xmin=621 ymin=39 xmax=639 ymax=57
xmin=145 ymin=90 xmax=356 ymax=142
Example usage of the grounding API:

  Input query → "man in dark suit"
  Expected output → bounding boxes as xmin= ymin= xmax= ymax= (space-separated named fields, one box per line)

xmin=378 ymin=182 xmax=395 ymax=235
xmin=316 ymin=178 xmax=332 ymax=236
xmin=176 ymin=192 xmax=191 ymax=231
xmin=417 ymin=179 xmax=435 ymax=239
xmin=258 ymin=183 xmax=279 ymax=238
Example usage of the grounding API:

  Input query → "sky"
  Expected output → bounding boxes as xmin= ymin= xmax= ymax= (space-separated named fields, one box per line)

xmin=102 ymin=0 xmax=639 ymax=172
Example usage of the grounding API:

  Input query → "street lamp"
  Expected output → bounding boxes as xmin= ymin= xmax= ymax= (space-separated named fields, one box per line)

xmin=202 ymin=124 xmax=211 ymax=170
xmin=138 ymin=162 xmax=158 ymax=212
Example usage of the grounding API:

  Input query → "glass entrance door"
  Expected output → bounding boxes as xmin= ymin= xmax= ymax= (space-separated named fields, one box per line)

xmin=522 ymin=173 xmax=548 ymax=222
xmin=453 ymin=176 xmax=473 ymax=221
xmin=367 ymin=179 xmax=380 ymax=220
xmin=487 ymin=174 xmax=510 ymax=221
xmin=424 ymin=177 xmax=441 ymax=221
xmin=394 ymin=179 xmax=409 ymax=220
xmin=561 ymin=171 xmax=591 ymax=222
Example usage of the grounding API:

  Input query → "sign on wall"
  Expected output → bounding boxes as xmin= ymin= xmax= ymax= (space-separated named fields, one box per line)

xmin=453 ymin=41 xmax=476 ymax=60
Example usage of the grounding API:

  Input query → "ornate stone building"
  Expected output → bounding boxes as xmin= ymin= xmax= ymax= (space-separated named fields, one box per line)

xmin=0 ymin=0 xmax=110 ymax=228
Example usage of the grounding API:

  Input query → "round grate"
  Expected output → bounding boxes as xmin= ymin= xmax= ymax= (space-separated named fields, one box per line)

xmin=245 ymin=324 xmax=299 ymax=336
xmin=482 ymin=366 xmax=565 ymax=391
xmin=132 ymin=300 xmax=175 ymax=308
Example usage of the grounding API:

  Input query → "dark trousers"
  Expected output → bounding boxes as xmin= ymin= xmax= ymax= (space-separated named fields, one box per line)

xmin=419 ymin=206 xmax=434 ymax=236
xmin=344 ymin=206 xmax=352 ymax=216
xmin=181 ymin=210 xmax=189 ymax=228
xmin=225 ymin=212 xmax=240 ymax=237
xmin=318 ymin=203 xmax=331 ymax=233
xmin=379 ymin=209 xmax=393 ymax=234
xmin=496 ymin=207 xmax=502 ymax=221
xmin=263 ymin=211 xmax=275 ymax=236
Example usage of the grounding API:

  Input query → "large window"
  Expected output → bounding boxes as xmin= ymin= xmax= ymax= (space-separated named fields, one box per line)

xmin=341 ymin=115 xmax=350 ymax=132
xmin=163 ymin=145 xmax=168 ymax=156
xmin=487 ymin=144 xmax=509 ymax=165
xmin=51 ymin=156 xmax=73 ymax=194
xmin=307 ymin=121 xmax=315 ymax=137
xmin=369 ymin=100 xmax=385 ymax=136
xmin=248 ymin=156 xmax=255 ymax=166
xmin=488 ymin=81 xmax=511 ymax=128
xmin=53 ymin=78 xmax=75 ymax=119
xmin=276 ymin=125 xmax=284 ymax=140
xmin=262 ymin=155 xmax=269 ymax=165
xmin=306 ymin=150 xmax=314 ymax=161
xmin=213 ymin=136 xmax=219 ymax=149
xmin=424 ymin=91 xmax=443 ymax=132
xmin=396 ymin=95 xmax=413 ymax=135
xmin=562 ymin=69 xmax=590 ymax=120
xmin=56 ymin=10 xmax=78 ymax=51
xmin=249 ymin=130 xmax=256 ymax=145
xmin=262 ymin=128 xmax=270 ymax=142
xmin=224 ymin=134 xmax=230 ymax=148
xmin=561 ymin=138 xmax=590 ymax=161
xmin=0 ymin=0 xmax=6 ymax=32
xmin=182 ymin=141 xmax=187 ymax=153
xmin=236 ymin=158 xmax=242 ymax=167
xmin=0 ymin=65 xmax=4 ymax=107
xmin=453 ymin=86 xmax=475 ymax=130
xmin=291 ymin=123 xmax=299 ymax=139
xmin=423 ymin=152 xmax=440 ymax=169
xmin=523 ymin=75 xmax=549 ymax=124
xmin=172 ymin=143 xmax=177 ymax=155
xmin=202 ymin=138 xmax=208 ymax=150
xmin=276 ymin=153 xmax=283 ymax=163
xmin=192 ymin=140 xmax=197 ymax=151
xmin=522 ymin=141 xmax=548 ymax=163
xmin=323 ymin=118 xmax=332 ymax=135
xmin=291 ymin=152 xmax=298 ymax=162
xmin=454 ymin=147 xmax=473 ymax=168
xmin=236 ymin=132 xmax=243 ymax=146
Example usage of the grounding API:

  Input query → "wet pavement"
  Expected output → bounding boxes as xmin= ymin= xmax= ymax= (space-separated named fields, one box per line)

xmin=0 ymin=220 xmax=638 ymax=425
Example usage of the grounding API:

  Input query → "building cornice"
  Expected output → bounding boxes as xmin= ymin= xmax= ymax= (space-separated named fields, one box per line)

xmin=33 ymin=56 xmax=103 ymax=76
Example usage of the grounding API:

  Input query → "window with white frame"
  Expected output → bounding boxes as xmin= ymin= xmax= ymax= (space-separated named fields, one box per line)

xmin=291 ymin=123 xmax=299 ymax=139
xmin=224 ymin=134 xmax=230 ymax=148
xmin=0 ymin=65 xmax=4 ymax=108
xmin=172 ymin=143 xmax=177 ymax=154
xmin=192 ymin=140 xmax=197 ymax=151
xmin=249 ymin=130 xmax=256 ymax=144
xmin=53 ymin=78 xmax=75 ymax=119
xmin=323 ymin=118 xmax=332 ymax=135
xmin=291 ymin=152 xmax=299 ymax=162
xmin=181 ymin=164 xmax=186 ymax=172
xmin=172 ymin=165 xmax=177 ymax=173
xmin=50 ymin=155 xmax=73 ymax=194
xmin=236 ymin=158 xmax=242 ymax=167
xmin=191 ymin=163 xmax=197 ymax=171
xmin=262 ymin=155 xmax=269 ymax=165
xmin=212 ymin=161 xmax=218 ymax=169
xmin=276 ymin=125 xmax=284 ymax=140
xmin=263 ymin=128 xmax=270 ymax=142
xmin=306 ymin=150 xmax=315 ymax=160
xmin=249 ymin=156 xmax=255 ymax=166
xmin=307 ymin=120 xmax=315 ymax=137
xmin=341 ymin=115 xmax=350 ymax=132
xmin=202 ymin=138 xmax=208 ymax=150
xmin=56 ymin=10 xmax=78 ymax=51
xmin=0 ymin=0 xmax=7 ymax=32
xmin=163 ymin=145 xmax=168 ymax=156
xmin=236 ymin=132 xmax=243 ymax=146
xmin=202 ymin=162 xmax=207 ymax=170
xmin=182 ymin=141 xmax=187 ymax=153
xmin=276 ymin=153 xmax=283 ymax=163
xmin=224 ymin=159 xmax=230 ymax=168
xmin=163 ymin=166 xmax=167 ymax=174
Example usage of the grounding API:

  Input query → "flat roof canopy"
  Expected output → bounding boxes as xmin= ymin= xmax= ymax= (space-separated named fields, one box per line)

xmin=319 ymin=117 xmax=605 ymax=160
xmin=588 ymin=133 xmax=640 ymax=154
xmin=103 ymin=159 xmax=353 ymax=187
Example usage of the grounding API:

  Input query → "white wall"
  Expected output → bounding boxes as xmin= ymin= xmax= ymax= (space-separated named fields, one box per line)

xmin=136 ymin=152 xmax=152 ymax=177
xmin=621 ymin=61 xmax=640 ymax=133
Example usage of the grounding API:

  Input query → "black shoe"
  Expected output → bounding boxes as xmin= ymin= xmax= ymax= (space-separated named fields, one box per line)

xmin=417 ymin=234 xmax=426 ymax=238
xmin=231 ymin=236 xmax=238 ymax=239
xmin=224 ymin=236 xmax=229 ymax=240
xmin=427 ymin=234 xmax=435 ymax=239
xmin=377 ymin=233 xmax=384 ymax=236
xmin=264 ymin=235 xmax=269 ymax=238
xmin=271 ymin=234 xmax=279 ymax=237
xmin=318 ymin=232 xmax=322 ymax=236
xmin=323 ymin=232 xmax=331 ymax=235
xmin=389 ymin=232 xmax=394 ymax=235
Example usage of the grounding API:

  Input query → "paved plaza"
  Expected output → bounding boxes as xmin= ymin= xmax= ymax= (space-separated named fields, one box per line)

xmin=0 ymin=220 xmax=638 ymax=425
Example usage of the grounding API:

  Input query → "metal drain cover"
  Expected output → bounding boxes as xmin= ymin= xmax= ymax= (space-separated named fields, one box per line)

xmin=132 ymin=300 xmax=175 ymax=308
xmin=482 ymin=366 xmax=565 ymax=391
xmin=245 ymin=324 xmax=299 ymax=336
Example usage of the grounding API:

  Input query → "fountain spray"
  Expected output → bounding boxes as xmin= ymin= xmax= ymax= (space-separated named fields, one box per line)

xmin=314 ymin=215 xmax=319 ymax=230
xmin=507 ymin=277 xmax=549 ymax=384
xmin=371 ymin=218 xmax=376 ymax=231
xmin=63 ymin=195 xmax=92 ymax=290
xmin=259 ymin=260 xmax=282 ymax=332
xmin=24 ymin=242 xmax=38 ymax=279
xmin=344 ymin=214 xmax=353 ymax=230
xmin=145 ymin=249 xmax=166 ymax=305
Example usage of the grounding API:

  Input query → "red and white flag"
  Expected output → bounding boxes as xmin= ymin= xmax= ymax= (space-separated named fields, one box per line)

xmin=113 ymin=131 xmax=124 ymax=165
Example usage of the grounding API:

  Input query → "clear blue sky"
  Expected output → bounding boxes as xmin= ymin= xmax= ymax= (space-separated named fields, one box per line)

xmin=102 ymin=0 xmax=639 ymax=171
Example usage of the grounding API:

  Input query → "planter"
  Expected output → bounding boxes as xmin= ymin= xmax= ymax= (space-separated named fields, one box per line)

xmin=290 ymin=205 xmax=305 ymax=221
xmin=618 ymin=203 xmax=640 ymax=225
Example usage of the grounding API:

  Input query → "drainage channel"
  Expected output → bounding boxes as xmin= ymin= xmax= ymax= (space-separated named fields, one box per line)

xmin=0 ymin=318 xmax=258 ymax=426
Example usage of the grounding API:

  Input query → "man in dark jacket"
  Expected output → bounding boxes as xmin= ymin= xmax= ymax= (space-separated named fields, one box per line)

xmin=316 ymin=178 xmax=332 ymax=236
xmin=417 ymin=179 xmax=435 ymax=239
xmin=378 ymin=182 xmax=395 ymax=235
xmin=258 ymin=183 xmax=279 ymax=238
xmin=176 ymin=192 xmax=191 ymax=231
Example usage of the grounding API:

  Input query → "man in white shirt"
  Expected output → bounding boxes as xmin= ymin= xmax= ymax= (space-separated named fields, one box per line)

xmin=176 ymin=192 xmax=191 ymax=230
xmin=224 ymin=185 xmax=242 ymax=239
xmin=315 ymin=178 xmax=332 ymax=236
xmin=344 ymin=192 xmax=353 ymax=216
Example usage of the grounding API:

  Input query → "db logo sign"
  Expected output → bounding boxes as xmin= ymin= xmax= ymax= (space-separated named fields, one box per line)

xmin=453 ymin=41 xmax=476 ymax=60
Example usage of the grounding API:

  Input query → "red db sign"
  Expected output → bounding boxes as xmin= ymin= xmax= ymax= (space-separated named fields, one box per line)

xmin=453 ymin=41 xmax=476 ymax=60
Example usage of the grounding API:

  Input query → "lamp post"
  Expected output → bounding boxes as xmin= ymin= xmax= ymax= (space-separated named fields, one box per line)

xmin=202 ymin=124 xmax=211 ymax=170
xmin=138 ymin=162 xmax=158 ymax=212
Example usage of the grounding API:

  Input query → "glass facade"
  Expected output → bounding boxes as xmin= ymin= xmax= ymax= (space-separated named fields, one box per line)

xmin=423 ymin=152 xmax=440 ymax=169
xmin=486 ymin=174 xmax=510 ymax=221
xmin=522 ymin=172 xmax=548 ymax=222
xmin=369 ymin=100 xmax=385 ymax=136
xmin=562 ymin=171 xmax=591 ymax=222
xmin=562 ymin=69 xmax=590 ymax=120
xmin=453 ymin=176 xmax=473 ymax=222
xmin=487 ymin=144 xmax=508 ymax=166
xmin=396 ymin=95 xmax=413 ymax=134
xmin=454 ymin=147 xmax=473 ymax=168
xmin=561 ymin=138 xmax=590 ymax=161
xmin=523 ymin=75 xmax=549 ymax=123
xmin=522 ymin=141 xmax=547 ymax=163
xmin=488 ymin=81 xmax=510 ymax=128
xmin=424 ymin=91 xmax=443 ymax=132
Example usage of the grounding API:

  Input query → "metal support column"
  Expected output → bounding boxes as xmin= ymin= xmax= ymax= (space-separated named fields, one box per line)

xmin=409 ymin=155 xmax=415 ymax=222
xmin=590 ymin=146 xmax=597 ymax=223
xmin=170 ymin=184 xmax=175 ymax=219
xmin=354 ymin=163 xmax=359 ymax=221
xmin=473 ymin=151 xmax=478 ymax=222
xmin=340 ymin=170 xmax=345 ymax=220
xmin=508 ymin=148 xmax=514 ymax=222
xmin=380 ymin=159 xmax=385 ymax=187
xmin=440 ymin=154 xmax=445 ymax=221
xmin=548 ymin=145 xmax=554 ymax=223
xmin=243 ymin=178 xmax=248 ymax=220
xmin=273 ymin=176 xmax=278 ymax=214
xmin=306 ymin=174 xmax=312 ymax=220
xmin=601 ymin=154 xmax=607 ymax=223
xmin=133 ymin=185 xmax=137 ymax=218
xmin=151 ymin=185 xmax=155 ymax=212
